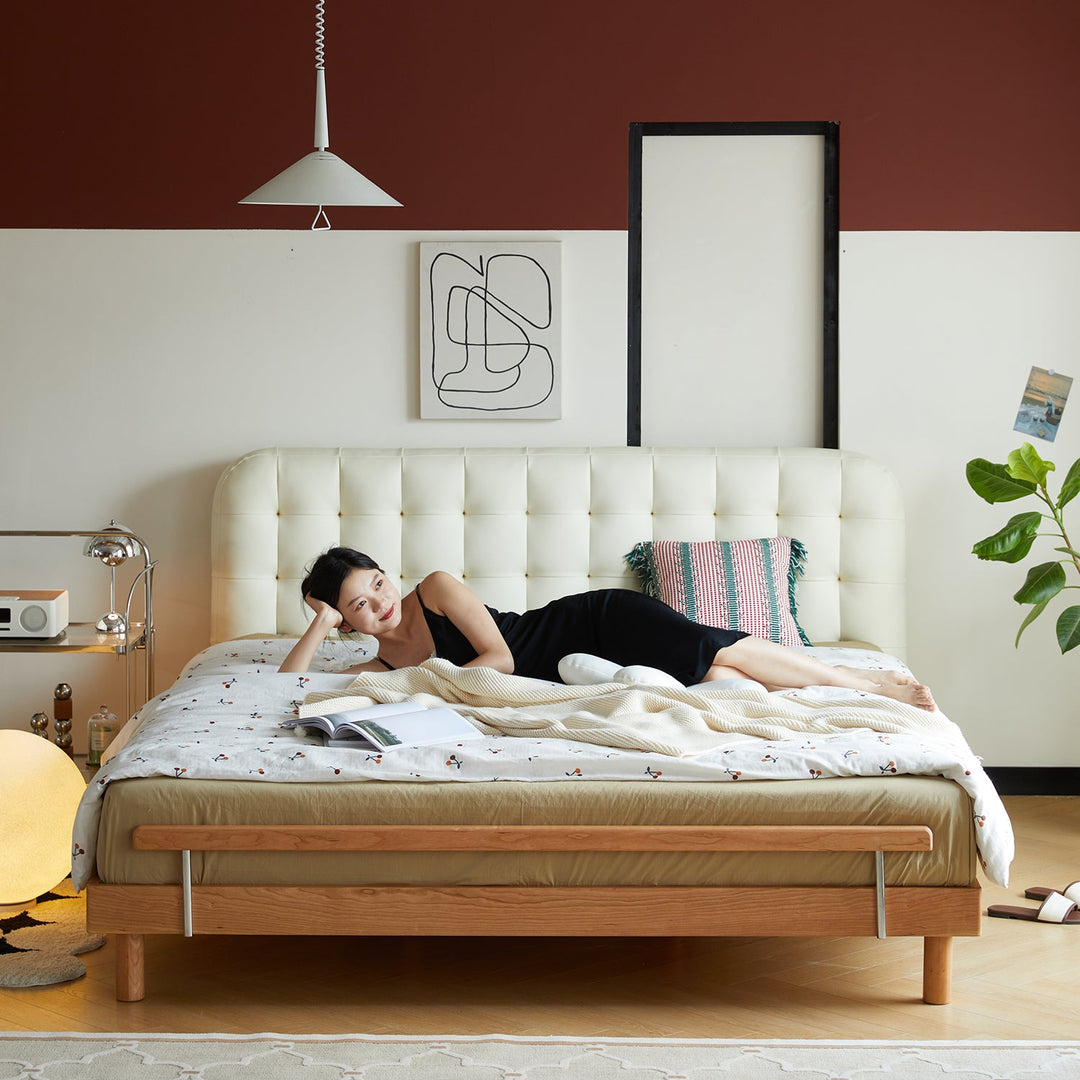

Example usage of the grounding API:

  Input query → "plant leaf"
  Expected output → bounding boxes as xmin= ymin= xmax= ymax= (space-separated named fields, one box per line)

xmin=972 ymin=512 xmax=1043 ymax=562
xmin=1013 ymin=561 xmax=1067 ymax=605
xmin=1056 ymin=606 xmax=1080 ymax=653
xmin=1007 ymin=443 xmax=1054 ymax=487
xmin=1015 ymin=600 xmax=1049 ymax=647
xmin=966 ymin=459 xmax=1038 ymax=504
xmin=1058 ymin=457 xmax=1080 ymax=508
xmin=1053 ymin=546 xmax=1080 ymax=560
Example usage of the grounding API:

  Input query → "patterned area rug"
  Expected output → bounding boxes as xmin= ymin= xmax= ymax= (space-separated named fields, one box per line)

xmin=0 ymin=881 xmax=105 ymax=988
xmin=0 ymin=1035 xmax=1076 ymax=1079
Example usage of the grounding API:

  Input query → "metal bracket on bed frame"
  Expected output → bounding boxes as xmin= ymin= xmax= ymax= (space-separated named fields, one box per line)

xmin=176 ymin=838 xmax=894 ymax=941
xmin=182 ymin=850 xmax=193 ymax=937
xmin=875 ymin=850 xmax=887 ymax=938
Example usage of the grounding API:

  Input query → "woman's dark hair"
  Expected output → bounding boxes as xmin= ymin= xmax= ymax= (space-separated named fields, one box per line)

xmin=301 ymin=547 xmax=382 ymax=608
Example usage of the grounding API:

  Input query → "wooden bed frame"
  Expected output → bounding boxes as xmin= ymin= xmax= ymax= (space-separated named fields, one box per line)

xmin=86 ymin=447 xmax=982 ymax=1003
xmin=88 ymin=823 xmax=978 ymax=1004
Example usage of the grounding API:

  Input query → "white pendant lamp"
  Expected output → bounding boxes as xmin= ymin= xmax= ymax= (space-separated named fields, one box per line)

xmin=240 ymin=0 xmax=401 ymax=230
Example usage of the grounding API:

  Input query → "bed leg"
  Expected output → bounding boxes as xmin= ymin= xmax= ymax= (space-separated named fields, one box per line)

xmin=922 ymin=936 xmax=952 ymax=1005
xmin=115 ymin=933 xmax=146 ymax=1002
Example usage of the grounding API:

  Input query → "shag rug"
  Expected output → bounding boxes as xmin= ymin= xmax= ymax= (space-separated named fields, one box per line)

xmin=0 ymin=880 xmax=105 ymax=988
xmin=0 ymin=1034 xmax=1076 ymax=1079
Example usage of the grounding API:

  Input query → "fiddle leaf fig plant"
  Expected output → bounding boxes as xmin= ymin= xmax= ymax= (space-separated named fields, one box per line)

xmin=966 ymin=442 xmax=1080 ymax=653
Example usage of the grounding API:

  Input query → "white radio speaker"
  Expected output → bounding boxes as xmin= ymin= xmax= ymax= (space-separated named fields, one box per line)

xmin=0 ymin=590 xmax=69 ymax=638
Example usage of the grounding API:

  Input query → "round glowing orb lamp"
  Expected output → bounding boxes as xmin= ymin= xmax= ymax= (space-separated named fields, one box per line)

xmin=0 ymin=731 xmax=86 ymax=910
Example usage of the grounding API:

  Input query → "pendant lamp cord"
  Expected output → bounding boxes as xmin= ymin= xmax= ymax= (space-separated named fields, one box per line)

xmin=311 ymin=0 xmax=330 ymax=229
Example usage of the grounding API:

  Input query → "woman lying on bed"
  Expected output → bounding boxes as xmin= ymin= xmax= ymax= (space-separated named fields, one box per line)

xmin=279 ymin=546 xmax=935 ymax=710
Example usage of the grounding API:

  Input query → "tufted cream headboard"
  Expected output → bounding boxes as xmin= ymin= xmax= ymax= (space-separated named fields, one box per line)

xmin=210 ymin=446 xmax=906 ymax=657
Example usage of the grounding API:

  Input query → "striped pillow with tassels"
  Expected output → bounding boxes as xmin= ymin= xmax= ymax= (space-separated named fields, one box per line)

xmin=626 ymin=537 xmax=812 ymax=647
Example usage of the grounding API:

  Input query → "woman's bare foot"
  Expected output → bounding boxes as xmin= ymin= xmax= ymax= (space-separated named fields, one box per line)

xmin=874 ymin=682 xmax=937 ymax=711
xmin=836 ymin=665 xmax=916 ymax=687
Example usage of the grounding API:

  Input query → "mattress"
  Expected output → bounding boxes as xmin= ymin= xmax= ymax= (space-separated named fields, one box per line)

xmin=95 ymin=773 xmax=975 ymax=888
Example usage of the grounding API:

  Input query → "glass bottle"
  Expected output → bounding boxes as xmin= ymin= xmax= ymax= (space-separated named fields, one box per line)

xmin=87 ymin=704 xmax=118 ymax=767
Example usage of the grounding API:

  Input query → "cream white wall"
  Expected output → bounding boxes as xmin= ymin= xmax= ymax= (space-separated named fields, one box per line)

xmin=841 ymin=232 xmax=1080 ymax=768
xmin=2 ymin=228 xmax=1077 ymax=766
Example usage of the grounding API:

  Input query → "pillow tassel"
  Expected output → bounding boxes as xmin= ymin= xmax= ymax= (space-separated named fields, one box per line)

xmin=788 ymin=537 xmax=812 ymax=646
xmin=625 ymin=542 xmax=659 ymax=596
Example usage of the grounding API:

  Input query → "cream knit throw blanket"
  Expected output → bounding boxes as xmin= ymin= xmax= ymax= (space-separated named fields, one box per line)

xmin=301 ymin=659 xmax=957 ymax=758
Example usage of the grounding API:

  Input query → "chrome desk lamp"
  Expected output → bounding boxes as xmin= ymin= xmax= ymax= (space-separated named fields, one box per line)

xmin=84 ymin=522 xmax=141 ymax=633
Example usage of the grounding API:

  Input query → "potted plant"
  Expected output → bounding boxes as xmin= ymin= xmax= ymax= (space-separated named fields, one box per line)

xmin=966 ymin=442 xmax=1080 ymax=653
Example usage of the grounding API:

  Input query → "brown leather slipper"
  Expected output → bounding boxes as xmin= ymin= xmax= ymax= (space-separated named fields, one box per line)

xmin=988 ymin=892 xmax=1080 ymax=924
xmin=1024 ymin=879 xmax=1080 ymax=904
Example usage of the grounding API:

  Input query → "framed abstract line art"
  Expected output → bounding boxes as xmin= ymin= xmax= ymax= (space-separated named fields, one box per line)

xmin=627 ymin=122 xmax=839 ymax=448
xmin=420 ymin=241 xmax=562 ymax=419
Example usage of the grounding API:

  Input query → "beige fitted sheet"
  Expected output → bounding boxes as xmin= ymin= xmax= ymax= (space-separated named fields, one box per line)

xmin=96 ymin=774 xmax=976 ymax=888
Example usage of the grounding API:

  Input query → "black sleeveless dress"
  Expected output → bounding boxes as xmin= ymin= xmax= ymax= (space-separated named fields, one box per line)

xmin=413 ymin=585 xmax=749 ymax=686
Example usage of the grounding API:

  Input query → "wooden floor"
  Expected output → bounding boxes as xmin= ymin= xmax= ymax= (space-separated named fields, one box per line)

xmin=2 ymin=796 xmax=1078 ymax=1039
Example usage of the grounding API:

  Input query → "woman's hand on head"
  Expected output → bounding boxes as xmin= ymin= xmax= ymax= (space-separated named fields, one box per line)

xmin=305 ymin=594 xmax=347 ymax=632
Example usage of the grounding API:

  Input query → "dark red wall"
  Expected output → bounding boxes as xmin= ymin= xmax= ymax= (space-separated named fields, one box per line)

xmin=5 ymin=0 xmax=1079 ymax=230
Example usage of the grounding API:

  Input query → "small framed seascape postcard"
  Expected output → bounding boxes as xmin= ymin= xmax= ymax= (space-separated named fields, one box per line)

xmin=1013 ymin=366 xmax=1072 ymax=443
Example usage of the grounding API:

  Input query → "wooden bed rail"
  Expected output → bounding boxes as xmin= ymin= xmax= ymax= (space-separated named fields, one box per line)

xmin=132 ymin=823 xmax=934 ymax=854
xmin=134 ymin=823 xmax=933 ymax=951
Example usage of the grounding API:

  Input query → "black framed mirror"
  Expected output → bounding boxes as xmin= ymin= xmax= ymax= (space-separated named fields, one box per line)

xmin=628 ymin=121 xmax=839 ymax=449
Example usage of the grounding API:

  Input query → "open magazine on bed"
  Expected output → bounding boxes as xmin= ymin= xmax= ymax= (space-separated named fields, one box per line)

xmin=283 ymin=700 xmax=485 ymax=750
